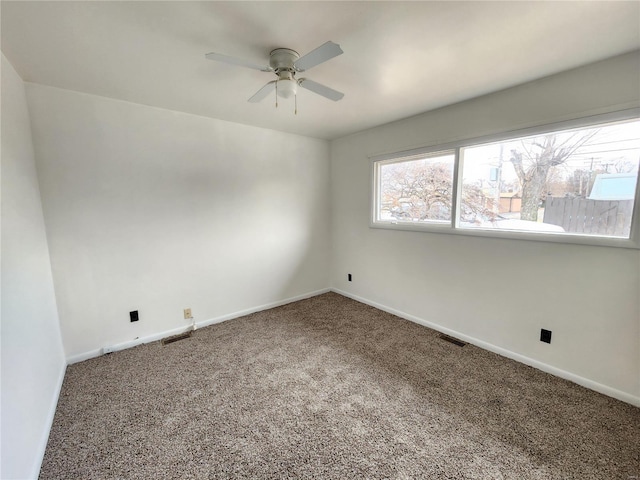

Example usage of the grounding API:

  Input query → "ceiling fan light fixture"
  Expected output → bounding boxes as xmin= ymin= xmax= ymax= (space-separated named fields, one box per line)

xmin=276 ymin=78 xmax=297 ymax=99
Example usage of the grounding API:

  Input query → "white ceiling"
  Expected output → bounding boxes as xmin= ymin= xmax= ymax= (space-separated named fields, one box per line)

xmin=2 ymin=1 xmax=639 ymax=140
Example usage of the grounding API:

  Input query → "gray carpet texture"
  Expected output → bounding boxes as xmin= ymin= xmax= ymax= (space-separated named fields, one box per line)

xmin=40 ymin=292 xmax=639 ymax=479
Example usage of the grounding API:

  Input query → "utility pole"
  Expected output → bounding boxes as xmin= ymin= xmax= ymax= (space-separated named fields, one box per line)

xmin=587 ymin=157 xmax=600 ymax=197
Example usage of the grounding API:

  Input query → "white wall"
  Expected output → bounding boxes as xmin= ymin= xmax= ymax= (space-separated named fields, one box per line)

xmin=1 ymin=55 xmax=67 ymax=479
xmin=26 ymin=84 xmax=331 ymax=359
xmin=331 ymin=51 xmax=640 ymax=404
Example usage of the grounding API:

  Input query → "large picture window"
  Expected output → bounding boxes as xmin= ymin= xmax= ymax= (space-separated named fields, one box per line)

xmin=372 ymin=112 xmax=640 ymax=247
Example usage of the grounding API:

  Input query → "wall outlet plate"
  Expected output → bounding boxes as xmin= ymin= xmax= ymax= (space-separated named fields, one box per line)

xmin=129 ymin=310 xmax=139 ymax=322
xmin=540 ymin=328 xmax=552 ymax=344
xmin=183 ymin=308 xmax=192 ymax=319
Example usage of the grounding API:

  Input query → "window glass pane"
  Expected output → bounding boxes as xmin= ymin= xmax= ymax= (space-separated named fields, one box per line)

xmin=458 ymin=119 xmax=640 ymax=238
xmin=378 ymin=152 xmax=455 ymax=224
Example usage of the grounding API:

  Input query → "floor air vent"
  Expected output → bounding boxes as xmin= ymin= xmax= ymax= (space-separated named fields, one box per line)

xmin=439 ymin=334 xmax=466 ymax=347
xmin=162 ymin=331 xmax=192 ymax=345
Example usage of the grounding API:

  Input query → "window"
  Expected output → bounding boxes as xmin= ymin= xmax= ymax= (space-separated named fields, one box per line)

xmin=372 ymin=112 xmax=640 ymax=247
xmin=377 ymin=151 xmax=455 ymax=224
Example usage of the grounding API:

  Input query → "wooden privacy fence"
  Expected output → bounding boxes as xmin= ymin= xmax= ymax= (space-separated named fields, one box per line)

xmin=543 ymin=196 xmax=634 ymax=237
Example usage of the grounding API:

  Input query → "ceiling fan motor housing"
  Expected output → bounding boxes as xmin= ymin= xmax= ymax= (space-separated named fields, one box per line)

xmin=269 ymin=48 xmax=299 ymax=73
xmin=270 ymin=49 xmax=300 ymax=99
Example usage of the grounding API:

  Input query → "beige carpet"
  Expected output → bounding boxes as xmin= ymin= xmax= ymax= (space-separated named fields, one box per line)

xmin=40 ymin=292 xmax=639 ymax=479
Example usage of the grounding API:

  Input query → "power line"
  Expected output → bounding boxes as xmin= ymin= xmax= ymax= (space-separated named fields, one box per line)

xmin=570 ymin=147 xmax=640 ymax=155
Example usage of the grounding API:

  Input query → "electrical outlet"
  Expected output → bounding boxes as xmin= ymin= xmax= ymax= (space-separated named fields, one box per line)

xmin=129 ymin=310 xmax=139 ymax=322
xmin=540 ymin=328 xmax=552 ymax=344
xmin=183 ymin=308 xmax=192 ymax=319
xmin=348 ymin=273 xmax=352 ymax=282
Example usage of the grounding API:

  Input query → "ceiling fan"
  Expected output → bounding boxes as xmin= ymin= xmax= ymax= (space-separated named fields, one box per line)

xmin=205 ymin=41 xmax=344 ymax=112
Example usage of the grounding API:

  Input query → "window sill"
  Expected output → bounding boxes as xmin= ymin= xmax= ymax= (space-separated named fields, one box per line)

xmin=370 ymin=220 xmax=640 ymax=249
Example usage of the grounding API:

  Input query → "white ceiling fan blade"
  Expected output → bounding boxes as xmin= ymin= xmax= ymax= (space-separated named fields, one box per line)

xmin=248 ymin=81 xmax=277 ymax=103
xmin=298 ymin=78 xmax=344 ymax=101
xmin=294 ymin=41 xmax=343 ymax=72
xmin=205 ymin=52 xmax=272 ymax=72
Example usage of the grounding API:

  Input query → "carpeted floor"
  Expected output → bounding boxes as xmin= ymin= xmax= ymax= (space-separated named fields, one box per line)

xmin=40 ymin=292 xmax=639 ymax=479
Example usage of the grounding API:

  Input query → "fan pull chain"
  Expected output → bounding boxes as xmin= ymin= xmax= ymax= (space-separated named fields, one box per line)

xmin=275 ymin=80 xmax=278 ymax=108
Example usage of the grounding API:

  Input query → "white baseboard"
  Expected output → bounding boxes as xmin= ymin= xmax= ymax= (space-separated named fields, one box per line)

xmin=66 ymin=288 xmax=331 ymax=365
xmin=66 ymin=348 xmax=103 ymax=364
xmin=31 ymin=360 xmax=67 ymax=479
xmin=332 ymin=288 xmax=640 ymax=408
xmin=195 ymin=288 xmax=331 ymax=330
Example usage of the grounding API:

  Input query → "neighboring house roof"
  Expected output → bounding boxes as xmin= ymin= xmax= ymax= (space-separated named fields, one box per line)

xmin=588 ymin=173 xmax=638 ymax=201
xmin=480 ymin=189 xmax=521 ymax=198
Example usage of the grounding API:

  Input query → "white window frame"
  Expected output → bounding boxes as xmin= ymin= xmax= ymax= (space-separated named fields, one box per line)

xmin=373 ymin=149 xmax=456 ymax=229
xmin=370 ymin=109 xmax=640 ymax=249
